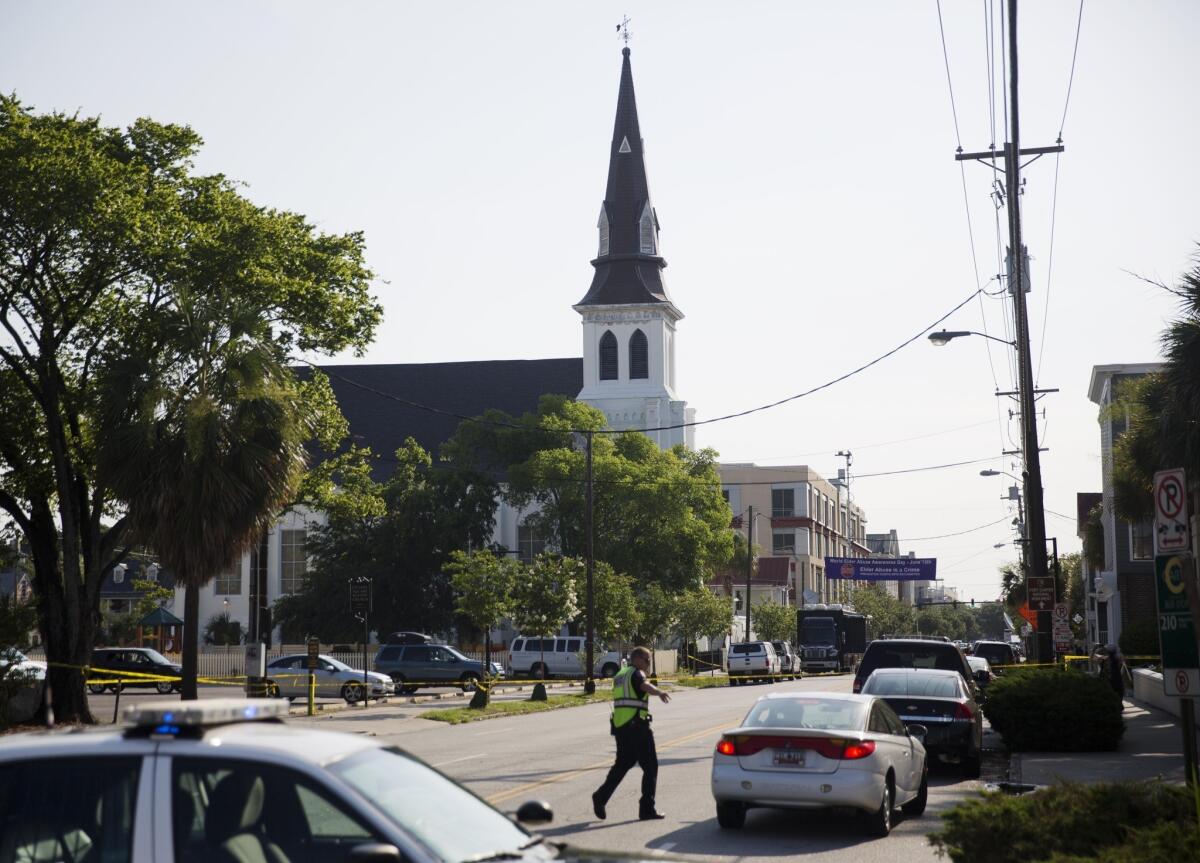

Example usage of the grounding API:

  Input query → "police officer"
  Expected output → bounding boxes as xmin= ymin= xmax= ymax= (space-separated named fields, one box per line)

xmin=592 ymin=646 xmax=670 ymax=821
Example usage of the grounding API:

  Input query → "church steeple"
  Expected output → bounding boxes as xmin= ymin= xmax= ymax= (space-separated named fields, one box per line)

xmin=576 ymin=47 xmax=676 ymax=310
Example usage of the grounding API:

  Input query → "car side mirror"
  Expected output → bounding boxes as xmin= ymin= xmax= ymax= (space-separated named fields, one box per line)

xmin=515 ymin=799 xmax=554 ymax=825
xmin=345 ymin=843 xmax=403 ymax=862
xmin=907 ymin=723 xmax=928 ymax=743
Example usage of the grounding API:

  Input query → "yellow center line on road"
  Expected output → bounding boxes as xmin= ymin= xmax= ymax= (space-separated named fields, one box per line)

xmin=485 ymin=717 xmax=739 ymax=806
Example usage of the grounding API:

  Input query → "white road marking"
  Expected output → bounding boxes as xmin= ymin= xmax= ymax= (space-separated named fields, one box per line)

xmin=431 ymin=754 xmax=484 ymax=767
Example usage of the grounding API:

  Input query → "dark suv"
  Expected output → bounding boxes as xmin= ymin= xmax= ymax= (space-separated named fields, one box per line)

xmin=373 ymin=643 xmax=502 ymax=693
xmin=971 ymin=640 xmax=1017 ymax=669
xmin=853 ymin=637 xmax=975 ymax=695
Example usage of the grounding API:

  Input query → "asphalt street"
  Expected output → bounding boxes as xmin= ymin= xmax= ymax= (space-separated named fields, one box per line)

xmin=293 ymin=674 xmax=987 ymax=863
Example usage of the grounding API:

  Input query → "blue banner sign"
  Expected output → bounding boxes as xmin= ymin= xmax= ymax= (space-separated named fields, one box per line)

xmin=824 ymin=557 xmax=937 ymax=581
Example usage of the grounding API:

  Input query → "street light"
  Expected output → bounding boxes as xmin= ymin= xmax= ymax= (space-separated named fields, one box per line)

xmin=927 ymin=329 xmax=1016 ymax=348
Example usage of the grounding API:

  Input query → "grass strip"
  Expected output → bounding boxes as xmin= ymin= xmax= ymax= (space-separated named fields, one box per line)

xmin=423 ymin=691 xmax=612 ymax=724
xmin=669 ymin=675 xmax=731 ymax=689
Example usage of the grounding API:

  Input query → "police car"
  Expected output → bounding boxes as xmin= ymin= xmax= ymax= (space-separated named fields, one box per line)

xmin=0 ymin=699 xmax=677 ymax=862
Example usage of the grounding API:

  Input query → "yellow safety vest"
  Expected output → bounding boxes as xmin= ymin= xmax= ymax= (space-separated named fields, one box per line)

xmin=611 ymin=665 xmax=649 ymax=728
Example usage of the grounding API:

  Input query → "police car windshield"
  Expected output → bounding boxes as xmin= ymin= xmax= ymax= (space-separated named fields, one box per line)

xmin=329 ymin=747 xmax=529 ymax=861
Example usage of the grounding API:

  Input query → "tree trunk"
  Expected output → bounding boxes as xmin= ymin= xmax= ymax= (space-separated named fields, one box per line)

xmin=182 ymin=581 xmax=200 ymax=700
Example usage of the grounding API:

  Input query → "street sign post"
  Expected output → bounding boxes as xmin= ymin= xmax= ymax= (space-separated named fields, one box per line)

xmin=306 ymin=637 xmax=320 ymax=716
xmin=1154 ymin=469 xmax=1190 ymax=555
xmin=1052 ymin=602 xmax=1072 ymax=653
xmin=1027 ymin=577 xmax=1055 ymax=613
xmin=1154 ymin=554 xmax=1199 ymax=697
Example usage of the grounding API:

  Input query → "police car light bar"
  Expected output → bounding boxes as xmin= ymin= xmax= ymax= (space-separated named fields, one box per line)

xmin=124 ymin=698 xmax=289 ymax=729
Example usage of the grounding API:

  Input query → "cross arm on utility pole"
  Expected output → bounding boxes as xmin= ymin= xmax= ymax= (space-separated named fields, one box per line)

xmin=956 ymin=144 xmax=1064 ymax=162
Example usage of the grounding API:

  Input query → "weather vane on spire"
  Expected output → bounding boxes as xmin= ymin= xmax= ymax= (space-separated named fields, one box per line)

xmin=616 ymin=15 xmax=632 ymax=46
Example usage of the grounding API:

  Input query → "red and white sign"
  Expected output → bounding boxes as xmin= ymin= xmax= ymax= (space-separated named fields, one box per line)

xmin=1053 ymin=602 xmax=1069 ymax=622
xmin=1154 ymin=469 xmax=1190 ymax=555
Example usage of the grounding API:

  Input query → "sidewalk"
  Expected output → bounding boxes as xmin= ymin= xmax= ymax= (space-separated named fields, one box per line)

xmin=1013 ymin=698 xmax=1191 ymax=786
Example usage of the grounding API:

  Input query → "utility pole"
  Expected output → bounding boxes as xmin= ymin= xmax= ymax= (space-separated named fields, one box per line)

xmin=836 ymin=450 xmax=853 ymax=604
xmin=957 ymin=0 xmax=1059 ymax=663
xmin=745 ymin=504 xmax=754 ymax=641
xmin=584 ymin=431 xmax=596 ymax=695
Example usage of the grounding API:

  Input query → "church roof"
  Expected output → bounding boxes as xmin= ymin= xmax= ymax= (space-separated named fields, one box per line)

xmin=314 ymin=359 xmax=584 ymax=478
xmin=577 ymin=48 xmax=676 ymax=310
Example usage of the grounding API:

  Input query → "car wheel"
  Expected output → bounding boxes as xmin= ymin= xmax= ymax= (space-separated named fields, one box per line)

xmin=155 ymin=681 xmax=174 ymax=695
xmin=963 ymin=750 xmax=982 ymax=779
xmin=866 ymin=779 xmax=893 ymax=837
xmin=600 ymin=663 xmax=619 ymax=678
xmin=87 ymin=683 xmax=108 ymax=695
xmin=716 ymin=801 xmax=746 ymax=829
xmin=460 ymin=672 xmax=481 ymax=693
xmin=901 ymin=769 xmax=928 ymax=816
xmin=342 ymin=682 xmax=365 ymax=703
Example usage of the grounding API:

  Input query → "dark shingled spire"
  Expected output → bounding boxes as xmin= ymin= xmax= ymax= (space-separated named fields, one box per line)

xmin=577 ymin=48 xmax=675 ymax=309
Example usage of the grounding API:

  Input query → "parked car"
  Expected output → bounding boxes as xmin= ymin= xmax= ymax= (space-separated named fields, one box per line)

xmin=0 ymin=648 xmax=46 ymax=682
xmin=264 ymin=653 xmax=394 ymax=703
xmin=860 ymin=667 xmax=983 ymax=777
xmin=373 ymin=643 xmax=502 ymax=693
xmin=727 ymin=641 xmax=781 ymax=685
xmin=0 ymin=698 xmax=673 ymax=863
xmin=771 ymin=641 xmax=800 ymax=679
xmin=88 ymin=647 xmax=182 ymax=695
xmin=852 ymin=637 xmax=976 ymax=696
xmin=505 ymin=636 xmax=622 ymax=679
xmin=711 ymin=692 xmax=928 ymax=836
xmin=971 ymin=640 xmax=1018 ymax=669
xmin=966 ymin=655 xmax=994 ymax=695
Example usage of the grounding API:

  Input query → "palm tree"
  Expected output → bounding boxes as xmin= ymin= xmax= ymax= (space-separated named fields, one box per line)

xmin=98 ymin=287 xmax=309 ymax=699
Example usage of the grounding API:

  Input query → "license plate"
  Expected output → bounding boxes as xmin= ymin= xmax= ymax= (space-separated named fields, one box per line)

xmin=773 ymin=750 xmax=806 ymax=767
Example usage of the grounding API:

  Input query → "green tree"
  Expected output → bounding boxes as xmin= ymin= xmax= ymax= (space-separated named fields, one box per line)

xmin=750 ymin=599 xmax=796 ymax=643
xmin=444 ymin=396 xmax=735 ymax=594
xmin=274 ymin=440 xmax=498 ymax=643
xmin=675 ymin=588 xmax=733 ymax=672
xmin=975 ymin=602 xmax=1008 ymax=641
xmin=445 ymin=549 xmax=517 ymax=649
xmin=633 ymin=582 xmax=677 ymax=649
xmin=0 ymin=98 xmax=379 ymax=719
xmin=848 ymin=584 xmax=916 ymax=638
xmin=583 ymin=561 xmax=640 ymax=645
xmin=510 ymin=553 xmax=581 ymax=680
xmin=203 ymin=613 xmax=244 ymax=646
xmin=916 ymin=605 xmax=965 ymax=640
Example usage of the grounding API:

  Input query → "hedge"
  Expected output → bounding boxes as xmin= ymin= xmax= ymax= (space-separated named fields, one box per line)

xmin=928 ymin=781 xmax=1195 ymax=863
xmin=982 ymin=667 xmax=1124 ymax=751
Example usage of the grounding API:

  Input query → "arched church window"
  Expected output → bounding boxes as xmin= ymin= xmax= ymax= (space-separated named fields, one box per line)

xmin=639 ymin=202 xmax=657 ymax=255
xmin=599 ymin=331 xmax=618 ymax=380
xmin=597 ymin=205 xmax=610 ymax=256
xmin=629 ymin=329 xmax=648 ymax=379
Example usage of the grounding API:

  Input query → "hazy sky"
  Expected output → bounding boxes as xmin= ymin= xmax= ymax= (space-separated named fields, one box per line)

xmin=5 ymin=1 xmax=1198 ymax=601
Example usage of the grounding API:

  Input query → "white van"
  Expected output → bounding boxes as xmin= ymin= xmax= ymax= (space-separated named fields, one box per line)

xmin=506 ymin=636 xmax=623 ymax=679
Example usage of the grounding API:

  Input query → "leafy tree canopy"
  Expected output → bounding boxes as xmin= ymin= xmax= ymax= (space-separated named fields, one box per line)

xmin=849 ymin=584 xmax=916 ymax=639
xmin=443 ymin=395 xmax=735 ymax=594
xmin=0 ymin=97 xmax=380 ymax=719
xmin=750 ymin=599 xmax=795 ymax=643
xmin=273 ymin=439 xmax=497 ymax=643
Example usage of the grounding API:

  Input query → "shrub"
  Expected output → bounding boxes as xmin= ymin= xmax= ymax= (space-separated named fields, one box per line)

xmin=1117 ymin=616 xmax=1160 ymax=659
xmin=928 ymin=781 xmax=1194 ymax=863
xmin=983 ymin=668 xmax=1124 ymax=751
xmin=1047 ymin=821 xmax=1200 ymax=863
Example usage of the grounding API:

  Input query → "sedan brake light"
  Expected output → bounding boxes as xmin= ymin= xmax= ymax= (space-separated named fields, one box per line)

xmin=841 ymin=741 xmax=876 ymax=760
xmin=852 ymin=678 xmax=863 ymax=693
xmin=716 ymin=738 xmax=737 ymax=756
xmin=954 ymin=703 xmax=975 ymax=721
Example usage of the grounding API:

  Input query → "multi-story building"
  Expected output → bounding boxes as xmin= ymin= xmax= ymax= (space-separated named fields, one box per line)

xmin=718 ymin=463 xmax=870 ymax=610
xmin=1084 ymin=362 xmax=1163 ymax=649
xmin=864 ymin=530 xmax=904 ymax=601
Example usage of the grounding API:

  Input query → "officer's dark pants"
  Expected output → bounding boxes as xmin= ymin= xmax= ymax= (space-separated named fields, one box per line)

xmin=595 ymin=718 xmax=658 ymax=813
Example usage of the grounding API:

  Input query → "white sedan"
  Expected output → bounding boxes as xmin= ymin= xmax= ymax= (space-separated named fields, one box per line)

xmin=711 ymin=692 xmax=928 ymax=836
xmin=265 ymin=653 xmax=394 ymax=702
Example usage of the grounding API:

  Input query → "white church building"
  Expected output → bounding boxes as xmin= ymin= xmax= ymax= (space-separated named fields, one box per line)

xmin=175 ymin=46 xmax=696 ymax=640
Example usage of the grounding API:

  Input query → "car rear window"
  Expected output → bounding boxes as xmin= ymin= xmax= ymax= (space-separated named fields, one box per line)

xmin=731 ymin=644 xmax=764 ymax=655
xmin=744 ymin=697 xmax=867 ymax=731
xmin=864 ymin=646 xmax=962 ymax=673
xmin=974 ymin=644 xmax=1013 ymax=664
xmin=376 ymin=646 xmax=403 ymax=662
xmin=510 ymin=639 xmax=524 ymax=652
xmin=863 ymin=672 xmax=962 ymax=698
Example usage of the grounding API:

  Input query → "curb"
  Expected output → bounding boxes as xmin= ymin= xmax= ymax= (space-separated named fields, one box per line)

xmin=286 ymin=681 xmax=581 ymax=716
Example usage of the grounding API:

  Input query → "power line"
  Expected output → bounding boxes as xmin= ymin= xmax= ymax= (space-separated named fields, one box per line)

xmin=902 ymin=515 xmax=1012 ymax=542
xmin=725 ymin=418 xmax=996 ymax=462
xmin=1058 ymin=0 xmax=1085 ymax=139
xmin=307 ymin=289 xmax=983 ymax=438
xmin=936 ymin=0 xmax=964 ymax=148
